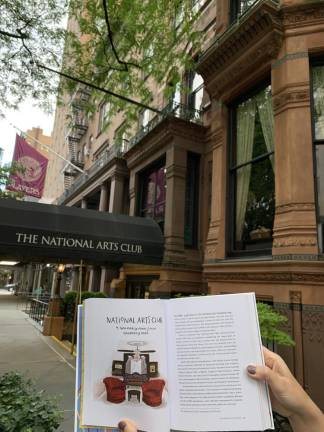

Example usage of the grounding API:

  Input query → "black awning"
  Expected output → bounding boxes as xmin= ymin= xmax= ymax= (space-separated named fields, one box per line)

xmin=0 ymin=199 xmax=164 ymax=265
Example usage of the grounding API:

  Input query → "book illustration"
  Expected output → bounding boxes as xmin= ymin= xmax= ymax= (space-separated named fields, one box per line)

xmin=101 ymin=341 xmax=166 ymax=407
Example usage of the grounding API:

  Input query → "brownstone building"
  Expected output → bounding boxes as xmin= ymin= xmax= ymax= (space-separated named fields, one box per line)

xmin=47 ymin=0 xmax=324 ymax=409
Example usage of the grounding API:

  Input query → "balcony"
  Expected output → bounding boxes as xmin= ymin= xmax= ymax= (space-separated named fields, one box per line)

xmin=57 ymin=101 xmax=203 ymax=205
xmin=197 ymin=0 xmax=282 ymax=100
xmin=125 ymin=101 xmax=203 ymax=153
xmin=57 ymin=143 xmax=125 ymax=205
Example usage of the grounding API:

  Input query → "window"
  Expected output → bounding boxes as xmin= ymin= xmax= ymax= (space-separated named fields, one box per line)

xmin=312 ymin=62 xmax=324 ymax=250
xmin=184 ymin=152 xmax=200 ymax=247
xmin=229 ymin=85 xmax=275 ymax=254
xmin=98 ymin=102 xmax=110 ymax=134
xmin=170 ymin=82 xmax=181 ymax=115
xmin=188 ymin=72 xmax=204 ymax=112
xmin=192 ymin=0 xmax=208 ymax=13
xmin=230 ymin=0 xmax=259 ymax=22
xmin=114 ymin=123 xmax=129 ymax=153
xmin=139 ymin=161 xmax=166 ymax=233
xmin=139 ymin=109 xmax=150 ymax=130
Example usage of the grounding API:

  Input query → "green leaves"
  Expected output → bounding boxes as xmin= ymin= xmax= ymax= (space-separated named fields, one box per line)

xmin=63 ymin=0 xmax=204 ymax=130
xmin=0 ymin=372 xmax=62 ymax=431
xmin=257 ymin=302 xmax=295 ymax=346
xmin=0 ymin=0 xmax=67 ymax=113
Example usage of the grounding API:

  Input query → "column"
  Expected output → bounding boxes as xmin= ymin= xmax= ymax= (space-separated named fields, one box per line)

xmin=71 ymin=267 xmax=79 ymax=292
xmin=99 ymin=182 xmax=109 ymax=212
xmin=163 ymin=145 xmax=187 ymax=265
xmin=205 ymin=103 xmax=228 ymax=261
xmin=129 ymin=173 xmax=136 ymax=216
xmin=81 ymin=198 xmax=87 ymax=209
xmin=88 ymin=266 xmax=94 ymax=292
xmin=272 ymin=48 xmax=318 ymax=257
xmin=290 ymin=291 xmax=304 ymax=386
xmin=109 ymin=175 xmax=124 ymax=214
xmin=100 ymin=267 xmax=107 ymax=293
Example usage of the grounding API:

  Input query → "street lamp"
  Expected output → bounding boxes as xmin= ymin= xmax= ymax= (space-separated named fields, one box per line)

xmin=54 ymin=263 xmax=65 ymax=298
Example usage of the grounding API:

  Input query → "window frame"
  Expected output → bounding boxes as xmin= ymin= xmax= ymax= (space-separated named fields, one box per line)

xmin=137 ymin=157 xmax=166 ymax=233
xmin=184 ymin=151 xmax=200 ymax=248
xmin=227 ymin=79 xmax=274 ymax=257
xmin=310 ymin=58 xmax=324 ymax=251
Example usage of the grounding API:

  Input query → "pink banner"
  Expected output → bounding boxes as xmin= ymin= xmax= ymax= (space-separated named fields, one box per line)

xmin=7 ymin=134 xmax=48 ymax=198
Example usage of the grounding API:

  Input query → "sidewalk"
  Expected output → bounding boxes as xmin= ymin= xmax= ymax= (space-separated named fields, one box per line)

xmin=0 ymin=289 xmax=75 ymax=431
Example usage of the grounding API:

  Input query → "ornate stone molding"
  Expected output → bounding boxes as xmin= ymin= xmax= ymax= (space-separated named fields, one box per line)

xmin=282 ymin=2 xmax=324 ymax=29
xmin=273 ymin=88 xmax=310 ymax=114
xmin=273 ymin=237 xmax=317 ymax=248
xmin=275 ymin=202 xmax=315 ymax=214
xmin=197 ymin=0 xmax=283 ymax=100
xmin=205 ymin=271 xmax=324 ymax=284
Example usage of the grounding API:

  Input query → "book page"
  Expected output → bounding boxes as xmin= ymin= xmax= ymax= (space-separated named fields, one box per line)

xmin=166 ymin=293 xmax=273 ymax=432
xmin=81 ymin=298 xmax=170 ymax=432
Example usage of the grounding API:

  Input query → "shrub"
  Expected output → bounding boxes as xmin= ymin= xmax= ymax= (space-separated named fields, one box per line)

xmin=257 ymin=302 xmax=295 ymax=346
xmin=63 ymin=290 xmax=107 ymax=321
xmin=0 ymin=372 xmax=62 ymax=432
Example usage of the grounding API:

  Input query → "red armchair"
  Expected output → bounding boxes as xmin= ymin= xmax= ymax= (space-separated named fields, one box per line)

xmin=142 ymin=379 xmax=165 ymax=407
xmin=103 ymin=377 xmax=126 ymax=403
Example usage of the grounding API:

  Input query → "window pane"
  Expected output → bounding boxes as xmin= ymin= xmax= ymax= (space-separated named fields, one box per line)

xmin=235 ymin=157 xmax=274 ymax=251
xmin=184 ymin=152 xmax=200 ymax=247
xmin=233 ymin=85 xmax=275 ymax=253
xmin=192 ymin=73 xmax=203 ymax=92
xmin=139 ymin=163 xmax=166 ymax=234
xmin=312 ymin=65 xmax=324 ymax=141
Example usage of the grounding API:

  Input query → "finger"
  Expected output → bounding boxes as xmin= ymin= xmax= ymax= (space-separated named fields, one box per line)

xmin=118 ymin=419 xmax=138 ymax=432
xmin=246 ymin=364 xmax=276 ymax=386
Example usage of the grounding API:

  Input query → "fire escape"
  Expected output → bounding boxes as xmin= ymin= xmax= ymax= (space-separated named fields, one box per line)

xmin=63 ymin=85 xmax=90 ymax=189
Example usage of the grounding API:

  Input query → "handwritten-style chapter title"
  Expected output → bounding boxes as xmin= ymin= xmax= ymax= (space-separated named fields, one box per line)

xmin=107 ymin=316 xmax=163 ymax=325
xmin=15 ymin=232 xmax=143 ymax=254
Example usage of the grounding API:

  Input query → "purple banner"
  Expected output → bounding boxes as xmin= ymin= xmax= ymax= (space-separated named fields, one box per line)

xmin=7 ymin=134 xmax=48 ymax=198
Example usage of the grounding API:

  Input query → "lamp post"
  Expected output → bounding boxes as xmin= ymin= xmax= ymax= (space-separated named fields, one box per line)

xmin=54 ymin=263 xmax=65 ymax=298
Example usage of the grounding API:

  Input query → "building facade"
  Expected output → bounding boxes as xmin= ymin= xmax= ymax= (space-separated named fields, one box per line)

xmin=47 ymin=0 xmax=324 ymax=409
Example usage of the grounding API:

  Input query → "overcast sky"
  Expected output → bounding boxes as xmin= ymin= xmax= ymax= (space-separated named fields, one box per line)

xmin=0 ymin=102 xmax=54 ymax=165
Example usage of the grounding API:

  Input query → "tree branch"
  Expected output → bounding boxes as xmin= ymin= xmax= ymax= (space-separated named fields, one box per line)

xmin=102 ymin=0 xmax=141 ymax=70
xmin=36 ymin=63 xmax=162 ymax=114
xmin=0 ymin=29 xmax=28 ymax=40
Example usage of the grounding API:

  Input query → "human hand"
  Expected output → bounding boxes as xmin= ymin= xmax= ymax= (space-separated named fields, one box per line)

xmin=118 ymin=419 xmax=137 ymax=432
xmin=247 ymin=347 xmax=324 ymax=432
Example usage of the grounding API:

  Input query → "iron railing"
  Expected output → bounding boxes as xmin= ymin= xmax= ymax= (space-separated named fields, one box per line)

xmin=57 ymin=101 xmax=202 ymax=204
xmin=26 ymin=298 xmax=49 ymax=326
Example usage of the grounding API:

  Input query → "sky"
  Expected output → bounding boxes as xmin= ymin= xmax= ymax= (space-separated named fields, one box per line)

xmin=0 ymin=102 xmax=54 ymax=165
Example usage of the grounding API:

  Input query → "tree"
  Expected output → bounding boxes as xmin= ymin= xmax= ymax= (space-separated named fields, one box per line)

xmin=0 ymin=1 xmax=203 ymax=131
xmin=0 ymin=0 xmax=67 ymax=113
xmin=0 ymin=164 xmax=24 ymax=199
xmin=65 ymin=0 xmax=202 ymax=128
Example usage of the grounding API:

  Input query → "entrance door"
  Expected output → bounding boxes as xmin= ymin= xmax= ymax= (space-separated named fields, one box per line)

xmin=125 ymin=275 xmax=158 ymax=299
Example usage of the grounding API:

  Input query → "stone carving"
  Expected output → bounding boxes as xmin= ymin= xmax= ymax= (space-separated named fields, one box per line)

xmin=282 ymin=4 xmax=324 ymax=28
xmin=273 ymin=89 xmax=310 ymax=113
xmin=290 ymin=290 xmax=302 ymax=303
xmin=206 ymin=272 xmax=324 ymax=284
xmin=197 ymin=1 xmax=283 ymax=99
xmin=275 ymin=203 xmax=315 ymax=214
xmin=302 ymin=310 xmax=324 ymax=345
xmin=273 ymin=237 xmax=317 ymax=248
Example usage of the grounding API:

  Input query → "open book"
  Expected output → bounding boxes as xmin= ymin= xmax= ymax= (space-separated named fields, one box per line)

xmin=80 ymin=293 xmax=274 ymax=431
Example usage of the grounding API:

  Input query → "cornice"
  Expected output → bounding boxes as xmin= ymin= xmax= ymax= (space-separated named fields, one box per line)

xmin=281 ymin=1 xmax=324 ymax=29
xmin=197 ymin=0 xmax=283 ymax=100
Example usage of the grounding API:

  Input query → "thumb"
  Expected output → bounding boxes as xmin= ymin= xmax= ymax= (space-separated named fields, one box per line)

xmin=247 ymin=364 xmax=276 ymax=386
xmin=118 ymin=419 xmax=138 ymax=432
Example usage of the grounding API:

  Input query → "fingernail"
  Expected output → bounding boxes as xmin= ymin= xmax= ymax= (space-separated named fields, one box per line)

xmin=247 ymin=365 xmax=256 ymax=375
xmin=118 ymin=421 xmax=127 ymax=430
